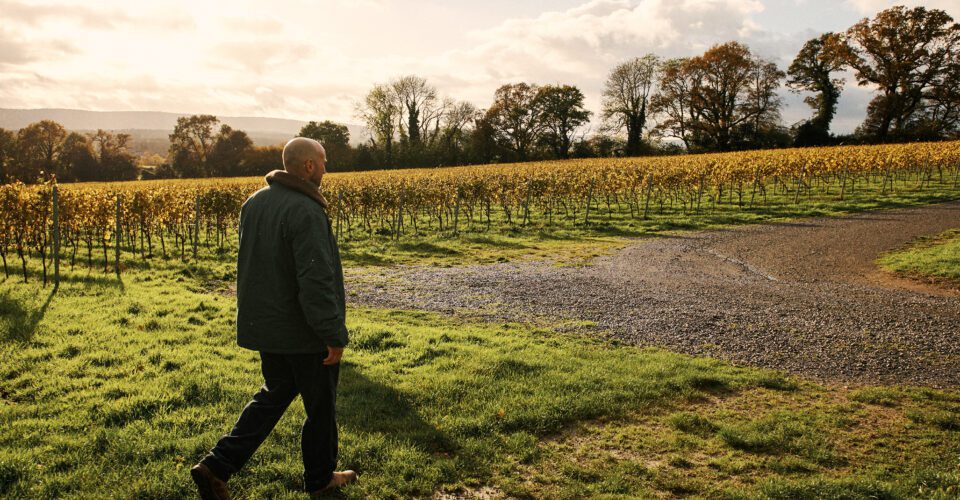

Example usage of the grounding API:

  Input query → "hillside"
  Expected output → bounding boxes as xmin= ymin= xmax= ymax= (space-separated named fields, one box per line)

xmin=0 ymin=108 xmax=367 ymax=157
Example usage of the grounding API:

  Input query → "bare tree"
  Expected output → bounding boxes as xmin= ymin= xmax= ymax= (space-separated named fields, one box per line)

xmin=602 ymin=54 xmax=660 ymax=156
xmin=744 ymin=56 xmax=786 ymax=146
xmin=391 ymin=75 xmax=442 ymax=146
xmin=356 ymin=84 xmax=400 ymax=165
xmin=441 ymin=101 xmax=477 ymax=137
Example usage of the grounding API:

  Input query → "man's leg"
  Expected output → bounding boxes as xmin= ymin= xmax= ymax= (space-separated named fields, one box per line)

xmin=288 ymin=352 xmax=340 ymax=492
xmin=200 ymin=352 xmax=298 ymax=482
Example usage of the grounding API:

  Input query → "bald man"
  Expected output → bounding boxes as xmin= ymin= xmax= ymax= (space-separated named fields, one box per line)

xmin=191 ymin=137 xmax=356 ymax=499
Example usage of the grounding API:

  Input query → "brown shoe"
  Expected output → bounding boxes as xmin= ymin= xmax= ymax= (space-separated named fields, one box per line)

xmin=190 ymin=463 xmax=231 ymax=500
xmin=309 ymin=470 xmax=358 ymax=496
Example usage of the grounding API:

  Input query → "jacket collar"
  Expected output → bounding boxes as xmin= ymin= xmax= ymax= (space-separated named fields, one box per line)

xmin=264 ymin=170 xmax=329 ymax=209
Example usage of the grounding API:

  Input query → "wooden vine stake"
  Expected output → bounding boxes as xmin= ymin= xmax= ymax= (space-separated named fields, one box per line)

xmin=335 ymin=191 xmax=342 ymax=241
xmin=452 ymin=191 xmax=460 ymax=236
xmin=193 ymin=195 xmax=200 ymax=259
xmin=52 ymin=184 xmax=61 ymax=289
xmin=643 ymin=173 xmax=654 ymax=220
xmin=114 ymin=195 xmax=121 ymax=278
xmin=584 ymin=180 xmax=594 ymax=225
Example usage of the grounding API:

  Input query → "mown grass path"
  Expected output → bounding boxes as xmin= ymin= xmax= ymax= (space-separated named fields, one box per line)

xmin=349 ymin=200 xmax=960 ymax=387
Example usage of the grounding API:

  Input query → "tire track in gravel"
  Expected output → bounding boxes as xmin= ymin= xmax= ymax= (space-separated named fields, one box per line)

xmin=347 ymin=200 xmax=960 ymax=387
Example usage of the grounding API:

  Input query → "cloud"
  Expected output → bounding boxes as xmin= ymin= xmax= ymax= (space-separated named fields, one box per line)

xmin=0 ymin=0 xmax=194 ymax=32
xmin=210 ymin=39 xmax=316 ymax=75
xmin=0 ymin=25 xmax=77 ymax=67
xmin=0 ymin=0 xmax=132 ymax=29
xmin=457 ymin=0 xmax=766 ymax=77
xmin=0 ymin=0 xmax=932 ymax=134
xmin=416 ymin=0 xmax=788 ymax=122
xmin=220 ymin=17 xmax=284 ymax=34
xmin=845 ymin=0 xmax=959 ymax=17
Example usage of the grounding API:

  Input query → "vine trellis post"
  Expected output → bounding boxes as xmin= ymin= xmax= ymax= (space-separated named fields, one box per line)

xmin=115 ymin=195 xmax=121 ymax=278
xmin=52 ymin=184 xmax=60 ymax=289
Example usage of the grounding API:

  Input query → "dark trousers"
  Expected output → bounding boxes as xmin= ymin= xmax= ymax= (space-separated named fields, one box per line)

xmin=200 ymin=351 xmax=340 ymax=492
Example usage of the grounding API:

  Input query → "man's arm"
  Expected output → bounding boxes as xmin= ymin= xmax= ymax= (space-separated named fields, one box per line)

xmin=288 ymin=205 xmax=349 ymax=354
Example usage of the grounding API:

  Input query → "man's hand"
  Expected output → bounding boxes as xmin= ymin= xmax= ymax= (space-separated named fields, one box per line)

xmin=323 ymin=346 xmax=344 ymax=365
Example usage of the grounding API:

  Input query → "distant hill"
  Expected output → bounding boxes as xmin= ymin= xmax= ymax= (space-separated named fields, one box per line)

xmin=0 ymin=108 xmax=367 ymax=157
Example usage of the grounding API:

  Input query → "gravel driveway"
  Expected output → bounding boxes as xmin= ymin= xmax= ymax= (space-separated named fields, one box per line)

xmin=347 ymin=201 xmax=960 ymax=387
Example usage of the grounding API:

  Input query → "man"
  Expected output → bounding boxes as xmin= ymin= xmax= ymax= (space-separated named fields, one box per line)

xmin=191 ymin=137 xmax=357 ymax=499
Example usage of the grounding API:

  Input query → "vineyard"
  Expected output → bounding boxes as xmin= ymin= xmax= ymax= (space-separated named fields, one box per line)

xmin=2 ymin=141 xmax=960 ymax=284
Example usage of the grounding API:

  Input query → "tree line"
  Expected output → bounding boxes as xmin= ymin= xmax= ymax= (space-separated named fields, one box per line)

xmin=0 ymin=5 xmax=956 ymax=183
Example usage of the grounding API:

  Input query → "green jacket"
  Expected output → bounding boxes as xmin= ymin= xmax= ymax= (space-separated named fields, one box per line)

xmin=235 ymin=172 xmax=348 ymax=353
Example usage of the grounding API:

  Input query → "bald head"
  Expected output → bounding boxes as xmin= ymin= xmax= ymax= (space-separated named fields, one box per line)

xmin=283 ymin=137 xmax=326 ymax=174
xmin=282 ymin=137 xmax=327 ymax=186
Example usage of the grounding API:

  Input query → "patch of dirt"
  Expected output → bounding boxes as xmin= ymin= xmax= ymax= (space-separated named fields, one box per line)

xmin=347 ymin=201 xmax=960 ymax=387
xmin=432 ymin=486 xmax=505 ymax=499
xmin=869 ymin=270 xmax=960 ymax=297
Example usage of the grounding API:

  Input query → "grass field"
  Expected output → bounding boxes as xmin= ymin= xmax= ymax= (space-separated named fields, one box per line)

xmin=1 ymin=255 xmax=959 ymax=498
xmin=878 ymin=229 xmax=960 ymax=288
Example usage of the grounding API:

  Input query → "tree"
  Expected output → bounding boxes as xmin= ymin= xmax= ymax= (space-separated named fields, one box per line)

xmin=60 ymin=132 xmax=96 ymax=182
xmin=485 ymin=83 xmax=544 ymax=161
xmin=651 ymin=58 xmax=699 ymax=150
xmin=435 ymin=101 xmax=478 ymax=165
xmin=572 ymin=133 xmax=623 ymax=158
xmin=739 ymin=56 xmax=786 ymax=148
xmin=88 ymin=130 xmax=138 ymax=181
xmin=356 ymin=84 xmax=400 ymax=166
xmin=536 ymin=85 xmax=591 ymax=159
xmin=299 ymin=120 xmax=352 ymax=171
xmin=391 ymin=75 xmax=443 ymax=147
xmin=842 ymin=6 xmax=960 ymax=139
xmin=168 ymin=115 xmax=219 ymax=177
xmin=241 ymin=146 xmax=283 ymax=176
xmin=208 ymin=125 xmax=253 ymax=177
xmin=787 ymin=33 xmax=846 ymax=145
xmin=602 ymin=55 xmax=660 ymax=156
xmin=464 ymin=114 xmax=502 ymax=165
xmin=0 ymin=128 xmax=15 ymax=183
xmin=684 ymin=42 xmax=784 ymax=151
xmin=917 ymin=56 xmax=960 ymax=138
xmin=15 ymin=120 xmax=66 ymax=182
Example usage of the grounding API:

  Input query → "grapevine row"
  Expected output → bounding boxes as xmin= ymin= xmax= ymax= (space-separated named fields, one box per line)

xmin=2 ymin=141 xmax=959 ymax=284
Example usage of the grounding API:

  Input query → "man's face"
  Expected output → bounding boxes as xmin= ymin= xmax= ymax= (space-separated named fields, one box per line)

xmin=306 ymin=147 xmax=327 ymax=186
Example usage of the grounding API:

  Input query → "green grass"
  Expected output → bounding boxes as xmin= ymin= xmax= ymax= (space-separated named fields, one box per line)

xmin=878 ymin=229 xmax=960 ymax=287
xmin=1 ymin=264 xmax=959 ymax=498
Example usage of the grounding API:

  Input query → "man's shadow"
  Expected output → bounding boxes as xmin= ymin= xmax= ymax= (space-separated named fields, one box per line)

xmin=337 ymin=363 xmax=454 ymax=456
xmin=0 ymin=289 xmax=54 ymax=343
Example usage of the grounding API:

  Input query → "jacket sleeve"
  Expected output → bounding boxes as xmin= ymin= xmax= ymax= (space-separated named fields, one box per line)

xmin=288 ymin=205 xmax=348 ymax=348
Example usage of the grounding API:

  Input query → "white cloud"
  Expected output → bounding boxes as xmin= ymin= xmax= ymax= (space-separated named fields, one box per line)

xmin=417 ymin=0 xmax=795 ymax=126
xmin=845 ymin=0 xmax=960 ymax=17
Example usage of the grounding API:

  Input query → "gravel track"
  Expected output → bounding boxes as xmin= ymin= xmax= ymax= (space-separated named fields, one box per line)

xmin=347 ymin=201 xmax=960 ymax=387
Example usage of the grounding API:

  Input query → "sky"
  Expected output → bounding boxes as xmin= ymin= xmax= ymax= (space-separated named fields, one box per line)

xmin=1 ymin=0 xmax=958 ymax=136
